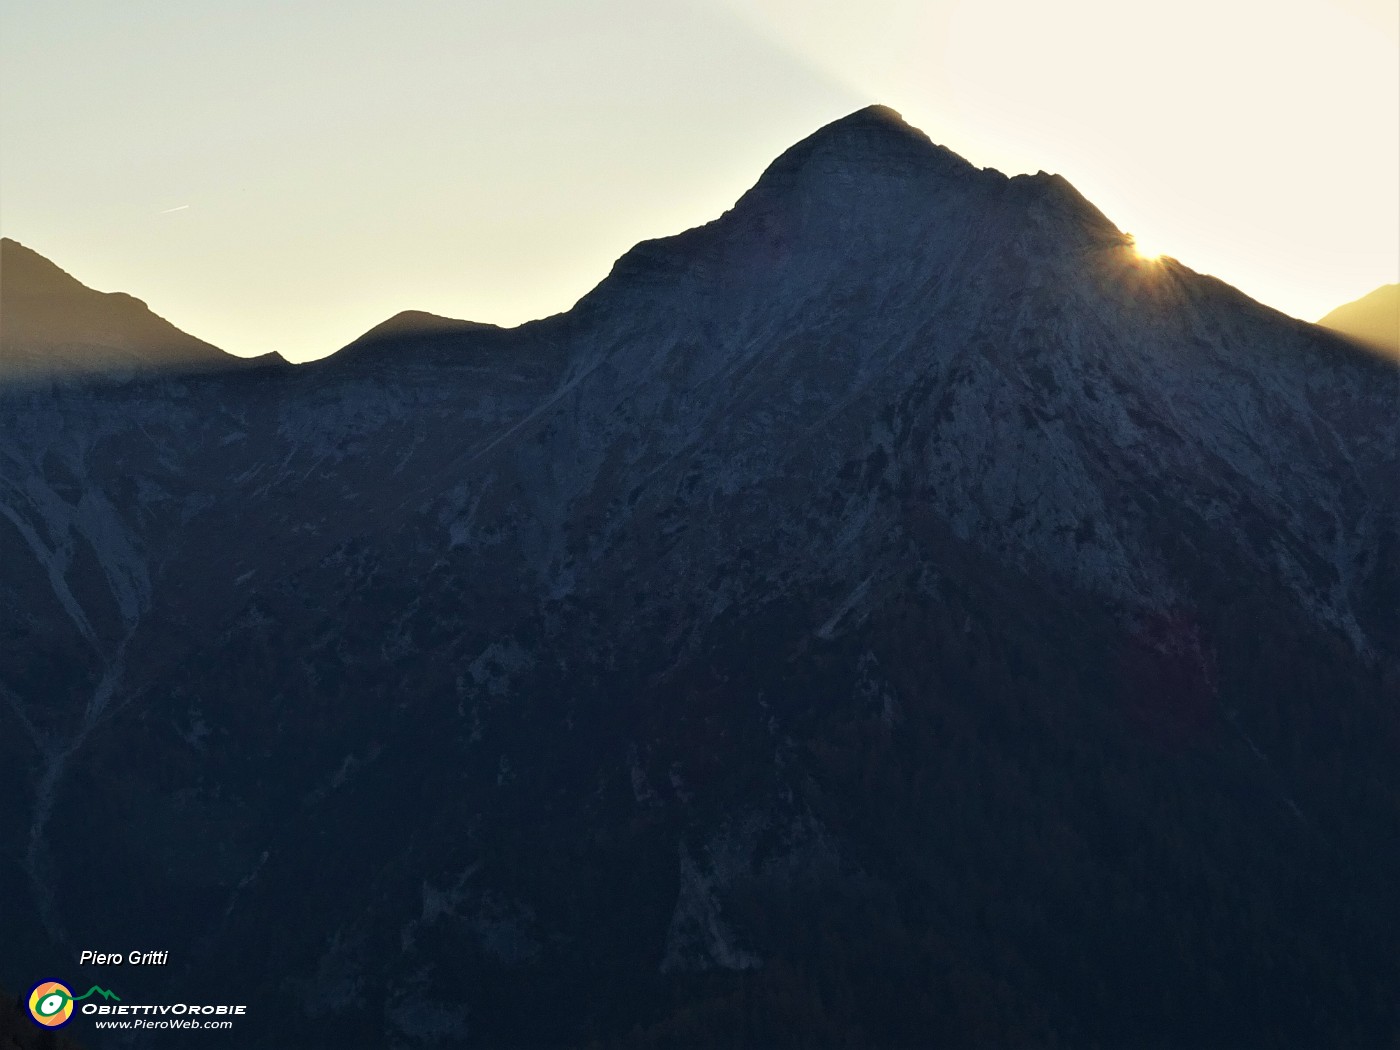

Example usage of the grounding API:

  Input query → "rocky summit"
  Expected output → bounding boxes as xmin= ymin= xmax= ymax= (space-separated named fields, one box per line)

xmin=2 ymin=107 xmax=1398 ymax=1048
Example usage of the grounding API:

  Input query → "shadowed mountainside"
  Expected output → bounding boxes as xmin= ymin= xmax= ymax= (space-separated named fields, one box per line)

xmin=1 ymin=106 xmax=1397 ymax=1048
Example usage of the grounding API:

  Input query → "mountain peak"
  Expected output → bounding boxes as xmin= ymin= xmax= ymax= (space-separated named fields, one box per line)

xmin=336 ymin=309 xmax=498 ymax=361
xmin=323 ymin=307 xmax=534 ymax=368
xmin=575 ymin=104 xmax=1129 ymax=319
xmin=818 ymin=103 xmax=917 ymax=136
xmin=752 ymin=104 xmax=976 ymax=193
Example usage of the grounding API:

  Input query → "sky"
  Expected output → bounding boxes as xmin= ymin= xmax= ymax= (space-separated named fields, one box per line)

xmin=1 ymin=0 xmax=1396 ymax=363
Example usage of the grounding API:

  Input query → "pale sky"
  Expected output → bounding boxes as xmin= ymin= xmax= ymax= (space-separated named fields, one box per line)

xmin=2 ymin=0 xmax=1396 ymax=362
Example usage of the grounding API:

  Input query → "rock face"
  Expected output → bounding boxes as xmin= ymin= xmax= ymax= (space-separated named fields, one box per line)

xmin=0 ymin=238 xmax=275 ymax=379
xmin=1 ymin=107 xmax=1398 ymax=1048
xmin=1317 ymin=282 xmax=1400 ymax=358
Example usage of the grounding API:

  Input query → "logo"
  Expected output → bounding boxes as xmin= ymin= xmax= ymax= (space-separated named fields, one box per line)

xmin=27 ymin=981 xmax=120 ymax=1028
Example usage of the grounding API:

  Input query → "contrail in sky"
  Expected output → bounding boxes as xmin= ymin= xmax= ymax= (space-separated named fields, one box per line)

xmin=160 ymin=204 xmax=190 ymax=213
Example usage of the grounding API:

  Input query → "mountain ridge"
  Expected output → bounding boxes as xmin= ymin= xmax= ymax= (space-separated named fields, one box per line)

xmin=3 ymin=107 xmax=1327 ymax=374
xmin=0 ymin=236 xmax=284 ymax=379
xmin=1317 ymin=282 xmax=1400 ymax=357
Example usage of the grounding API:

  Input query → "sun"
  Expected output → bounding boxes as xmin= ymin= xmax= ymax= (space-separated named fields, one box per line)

xmin=1130 ymin=233 xmax=1162 ymax=261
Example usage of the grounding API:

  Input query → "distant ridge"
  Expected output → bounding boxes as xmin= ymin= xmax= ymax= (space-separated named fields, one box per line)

xmin=1317 ymin=283 xmax=1400 ymax=357
xmin=0 ymin=237 xmax=281 ymax=380
xmin=339 ymin=309 xmax=498 ymax=358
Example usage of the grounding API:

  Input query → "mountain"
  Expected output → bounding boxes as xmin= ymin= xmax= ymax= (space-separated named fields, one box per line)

xmin=336 ymin=309 xmax=501 ymax=363
xmin=1 ymin=106 xmax=1397 ymax=1048
xmin=1317 ymin=282 xmax=1400 ymax=357
xmin=347 ymin=309 xmax=498 ymax=346
xmin=0 ymin=238 xmax=278 ymax=379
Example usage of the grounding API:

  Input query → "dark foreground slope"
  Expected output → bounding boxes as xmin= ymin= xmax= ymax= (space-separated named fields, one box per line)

xmin=2 ymin=107 xmax=1398 ymax=1048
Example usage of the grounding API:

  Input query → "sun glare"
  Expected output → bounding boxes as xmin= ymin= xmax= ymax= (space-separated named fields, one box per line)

xmin=1131 ymin=234 xmax=1162 ymax=261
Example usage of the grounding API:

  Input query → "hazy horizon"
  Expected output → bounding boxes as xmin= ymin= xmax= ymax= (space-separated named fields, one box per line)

xmin=2 ymin=0 xmax=1396 ymax=363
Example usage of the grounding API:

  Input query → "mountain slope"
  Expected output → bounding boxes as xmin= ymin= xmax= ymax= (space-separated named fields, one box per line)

xmin=0 ymin=238 xmax=274 ymax=379
xmin=1 ymin=107 xmax=1397 ymax=1049
xmin=1317 ymin=282 xmax=1400 ymax=357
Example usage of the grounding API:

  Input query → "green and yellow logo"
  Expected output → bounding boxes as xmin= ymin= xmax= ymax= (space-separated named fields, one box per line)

xmin=27 ymin=980 xmax=120 ymax=1028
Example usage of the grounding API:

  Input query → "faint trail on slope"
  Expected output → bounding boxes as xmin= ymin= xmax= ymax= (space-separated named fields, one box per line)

xmin=0 ymin=681 xmax=42 ymax=753
xmin=369 ymin=353 xmax=603 ymax=531
xmin=0 ymin=497 xmax=99 ymax=648
xmin=22 ymin=643 xmax=129 ymax=950
xmin=1224 ymin=707 xmax=1314 ymax=832
xmin=0 ymin=463 xmax=145 ymax=950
